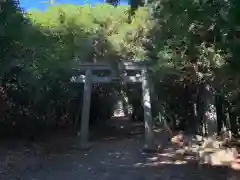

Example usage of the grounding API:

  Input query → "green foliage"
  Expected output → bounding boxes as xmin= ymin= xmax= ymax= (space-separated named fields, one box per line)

xmin=145 ymin=0 xmax=240 ymax=133
xmin=1 ymin=0 xmax=240 ymax=137
xmin=0 ymin=1 xmax=150 ymax=137
xmin=0 ymin=0 xmax=25 ymax=77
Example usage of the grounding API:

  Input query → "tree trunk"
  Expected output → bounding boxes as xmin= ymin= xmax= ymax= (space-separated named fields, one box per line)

xmin=215 ymin=93 xmax=228 ymax=135
xmin=228 ymin=103 xmax=238 ymax=135
xmin=183 ymin=83 xmax=196 ymax=133
xmin=202 ymin=84 xmax=217 ymax=136
xmin=196 ymin=83 xmax=206 ymax=136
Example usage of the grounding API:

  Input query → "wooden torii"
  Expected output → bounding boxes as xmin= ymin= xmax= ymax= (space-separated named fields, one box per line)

xmin=71 ymin=61 xmax=155 ymax=151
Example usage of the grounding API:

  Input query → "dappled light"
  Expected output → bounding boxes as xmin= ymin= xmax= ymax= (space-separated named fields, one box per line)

xmin=1 ymin=0 xmax=240 ymax=179
xmin=1 ymin=134 xmax=239 ymax=180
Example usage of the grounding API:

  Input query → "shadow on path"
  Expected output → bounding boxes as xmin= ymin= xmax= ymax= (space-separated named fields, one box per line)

xmin=0 ymin=131 xmax=239 ymax=180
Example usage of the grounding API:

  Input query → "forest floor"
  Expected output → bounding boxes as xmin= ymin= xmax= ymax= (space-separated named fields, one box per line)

xmin=0 ymin=120 xmax=239 ymax=180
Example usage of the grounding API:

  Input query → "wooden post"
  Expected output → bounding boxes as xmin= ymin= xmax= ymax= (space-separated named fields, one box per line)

xmin=80 ymin=69 xmax=92 ymax=149
xmin=141 ymin=68 xmax=155 ymax=151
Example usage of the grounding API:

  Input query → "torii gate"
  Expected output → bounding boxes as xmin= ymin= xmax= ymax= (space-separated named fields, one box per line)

xmin=71 ymin=61 xmax=155 ymax=151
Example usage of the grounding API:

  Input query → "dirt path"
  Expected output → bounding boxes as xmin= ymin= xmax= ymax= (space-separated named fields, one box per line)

xmin=0 ymin=134 xmax=239 ymax=180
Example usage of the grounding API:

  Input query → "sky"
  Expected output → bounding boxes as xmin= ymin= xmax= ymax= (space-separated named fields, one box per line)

xmin=19 ymin=0 xmax=129 ymax=11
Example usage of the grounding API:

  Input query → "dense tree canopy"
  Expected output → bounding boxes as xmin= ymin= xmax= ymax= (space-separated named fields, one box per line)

xmin=0 ymin=0 xmax=240 ymax=137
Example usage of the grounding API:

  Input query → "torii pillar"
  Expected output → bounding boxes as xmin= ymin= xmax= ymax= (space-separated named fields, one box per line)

xmin=79 ymin=69 xmax=92 ymax=149
xmin=141 ymin=68 xmax=155 ymax=151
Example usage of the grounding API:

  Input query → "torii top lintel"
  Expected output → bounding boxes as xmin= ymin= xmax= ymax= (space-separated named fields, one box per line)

xmin=73 ymin=61 xmax=147 ymax=71
xmin=71 ymin=61 xmax=149 ymax=84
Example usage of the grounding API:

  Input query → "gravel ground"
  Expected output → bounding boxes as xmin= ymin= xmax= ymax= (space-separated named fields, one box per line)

xmin=0 ymin=134 xmax=239 ymax=180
